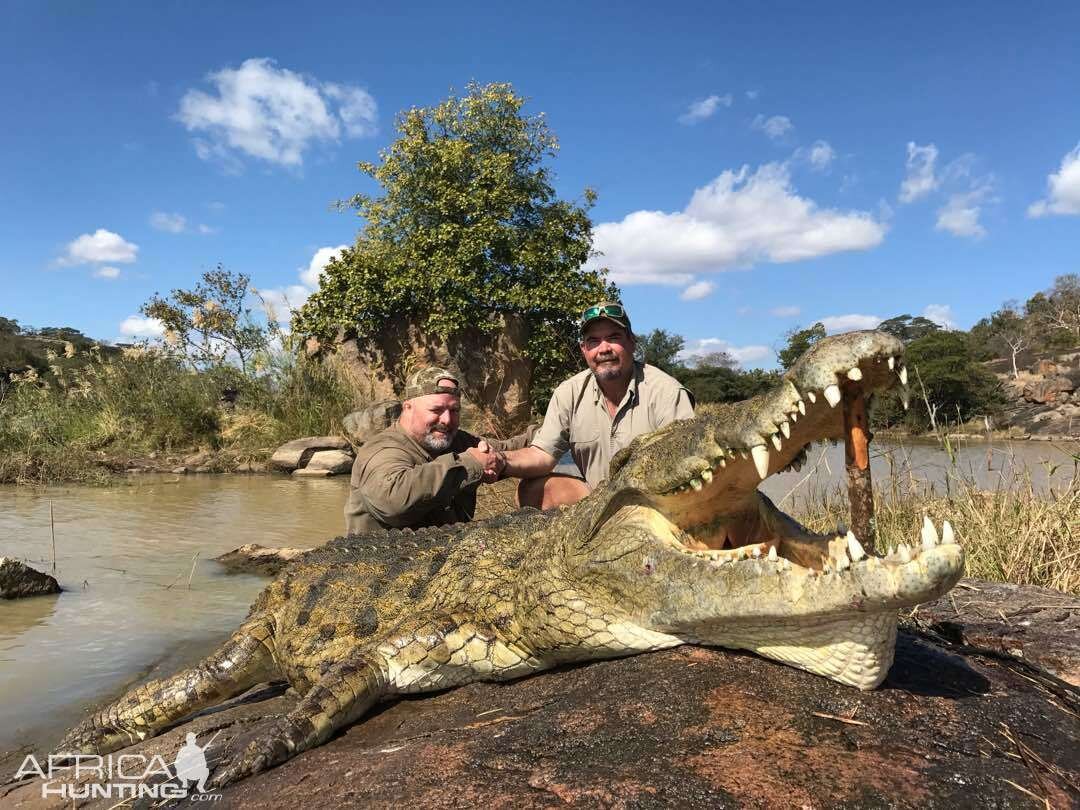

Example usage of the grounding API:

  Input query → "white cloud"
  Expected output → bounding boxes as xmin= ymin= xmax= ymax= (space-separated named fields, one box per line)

xmin=935 ymin=178 xmax=994 ymax=239
xmin=197 ymin=223 xmax=219 ymax=235
xmin=745 ymin=90 xmax=759 ymax=101
xmin=93 ymin=266 xmax=120 ymax=280
xmin=150 ymin=211 xmax=187 ymax=233
xmin=769 ymin=305 xmax=800 ymax=317
xmin=300 ymin=244 xmax=348 ymax=287
xmin=680 ymin=281 xmax=715 ymax=300
xmin=806 ymin=140 xmax=835 ymax=171
xmin=678 ymin=338 xmax=771 ymax=368
xmin=119 ymin=315 xmax=165 ymax=338
xmin=59 ymin=229 xmax=138 ymax=265
xmin=922 ymin=304 xmax=956 ymax=329
xmin=589 ymin=162 xmax=886 ymax=286
xmin=678 ymin=94 xmax=732 ymax=125
xmin=1028 ymin=143 xmax=1080 ymax=218
xmin=752 ymin=114 xmax=793 ymax=140
xmin=254 ymin=284 xmax=312 ymax=324
xmin=176 ymin=58 xmax=377 ymax=168
xmin=819 ymin=314 xmax=882 ymax=332
xmin=898 ymin=142 xmax=939 ymax=203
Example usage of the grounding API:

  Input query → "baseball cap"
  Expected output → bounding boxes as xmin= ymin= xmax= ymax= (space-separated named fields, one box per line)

xmin=403 ymin=367 xmax=461 ymax=400
xmin=579 ymin=301 xmax=632 ymax=336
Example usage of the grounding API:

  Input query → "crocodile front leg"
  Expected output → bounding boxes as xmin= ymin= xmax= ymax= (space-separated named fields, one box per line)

xmin=210 ymin=654 xmax=390 ymax=788
xmin=55 ymin=616 xmax=279 ymax=756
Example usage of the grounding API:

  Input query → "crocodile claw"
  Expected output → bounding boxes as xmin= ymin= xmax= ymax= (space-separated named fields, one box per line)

xmin=210 ymin=733 xmax=293 ymax=789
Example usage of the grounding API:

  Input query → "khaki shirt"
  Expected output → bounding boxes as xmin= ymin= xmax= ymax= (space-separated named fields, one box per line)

xmin=344 ymin=424 xmax=533 ymax=535
xmin=531 ymin=362 xmax=694 ymax=488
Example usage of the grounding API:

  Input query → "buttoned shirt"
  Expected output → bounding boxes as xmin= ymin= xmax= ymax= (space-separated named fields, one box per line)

xmin=530 ymin=362 xmax=694 ymax=487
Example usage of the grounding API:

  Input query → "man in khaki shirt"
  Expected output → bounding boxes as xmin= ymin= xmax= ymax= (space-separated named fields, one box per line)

xmin=503 ymin=302 xmax=694 ymax=509
xmin=344 ymin=367 xmax=533 ymax=534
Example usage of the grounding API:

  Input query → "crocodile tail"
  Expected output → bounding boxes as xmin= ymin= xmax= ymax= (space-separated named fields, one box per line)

xmin=53 ymin=615 xmax=279 ymax=757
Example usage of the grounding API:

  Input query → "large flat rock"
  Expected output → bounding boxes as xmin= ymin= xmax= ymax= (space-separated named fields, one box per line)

xmin=268 ymin=437 xmax=352 ymax=472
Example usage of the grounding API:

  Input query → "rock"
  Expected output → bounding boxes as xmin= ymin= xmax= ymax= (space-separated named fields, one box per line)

xmin=1030 ymin=359 xmax=1060 ymax=375
xmin=292 ymin=467 xmax=332 ymax=478
xmin=171 ymin=466 xmax=188 ymax=474
xmin=269 ymin=436 xmax=352 ymax=473
xmin=234 ymin=461 xmax=267 ymax=474
xmin=303 ymin=449 xmax=354 ymax=475
xmin=0 ymin=558 xmax=61 ymax=599
xmin=214 ymin=544 xmax=310 ymax=576
xmin=342 ymin=400 xmax=401 ymax=444
xmin=183 ymin=450 xmax=214 ymax=467
xmin=13 ymin=580 xmax=1078 ymax=809
xmin=1022 ymin=375 xmax=1075 ymax=404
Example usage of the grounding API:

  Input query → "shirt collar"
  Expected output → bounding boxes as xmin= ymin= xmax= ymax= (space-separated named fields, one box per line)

xmin=590 ymin=361 xmax=644 ymax=408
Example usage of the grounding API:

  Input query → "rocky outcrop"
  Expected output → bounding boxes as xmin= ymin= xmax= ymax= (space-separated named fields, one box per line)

xmin=1022 ymin=375 xmax=1075 ymax=405
xmin=269 ymin=437 xmax=353 ymax=474
xmin=8 ymin=579 xmax=1076 ymax=809
xmin=0 ymin=558 xmax=61 ymax=599
xmin=994 ymin=346 xmax=1080 ymax=438
xmin=342 ymin=400 xmax=401 ymax=444
xmin=214 ymin=544 xmax=311 ymax=576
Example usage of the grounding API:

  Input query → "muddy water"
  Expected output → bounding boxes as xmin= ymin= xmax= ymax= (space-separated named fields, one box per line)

xmin=0 ymin=438 xmax=1076 ymax=758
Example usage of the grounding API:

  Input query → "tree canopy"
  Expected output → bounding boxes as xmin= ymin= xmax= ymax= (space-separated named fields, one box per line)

xmin=777 ymin=323 xmax=826 ymax=370
xmin=877 ymin=314 xmax=941 ymax=344
xmin=635 ymin=328 xmax=684 ymax=373
xmin=294 ymin=82 xmax=614 ymax=406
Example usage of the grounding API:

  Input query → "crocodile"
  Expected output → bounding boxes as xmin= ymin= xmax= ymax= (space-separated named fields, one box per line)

xmin=55 ymin=330 xmax=964 ymax=788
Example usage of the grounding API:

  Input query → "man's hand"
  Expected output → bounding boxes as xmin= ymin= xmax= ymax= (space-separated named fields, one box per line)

xmin=466 ymin=440 xmax=506 ymax=484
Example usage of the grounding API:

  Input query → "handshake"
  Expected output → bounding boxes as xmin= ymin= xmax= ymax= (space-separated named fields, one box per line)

xmin=465 ymin=440 xmax=507 ymax=484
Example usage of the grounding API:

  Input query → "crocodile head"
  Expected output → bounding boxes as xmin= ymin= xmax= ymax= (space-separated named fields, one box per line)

xmin=564 ymin=330 xmax=964 ymax=689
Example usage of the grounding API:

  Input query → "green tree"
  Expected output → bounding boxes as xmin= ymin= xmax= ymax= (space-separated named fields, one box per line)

xmin=777 ymin=322 xmax=826 ymax=370
xmin=294 ymin=82 xmax=614 ymax=408
xmin=0 ymin=317 xmax=20 ymax=335
xmin=141 ymin=265 xmax=267 ymax=374
xmin=1025 ymin=274 xmax=1080 ymax=347
xmin=635 ymin=328 xmax=685 ymax=372
xmin=877 ymin=314 xmax=941 ymax=344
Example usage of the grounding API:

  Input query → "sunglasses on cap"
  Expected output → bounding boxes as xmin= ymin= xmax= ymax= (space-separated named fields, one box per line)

xmin=580 ymin=303 xmax=627 ymax=322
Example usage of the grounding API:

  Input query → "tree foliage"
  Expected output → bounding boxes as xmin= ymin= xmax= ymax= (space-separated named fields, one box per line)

xmin=294 ymin=82 xmax=614 ymax=407
xmin=635 ymin=328 xmax=684 ymax=373
xmin=141 ymin=266 xmax=268 ymax=374
xmin=876 ymin=314 xmax=941 ymax=344
xmin=777 ymin=322 xmax=826 ymax=370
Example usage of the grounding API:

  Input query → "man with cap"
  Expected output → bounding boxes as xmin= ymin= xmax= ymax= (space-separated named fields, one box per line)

xmin=344 ymin=367 xmax=534 ymax=534
xmin=502 ymin=301 xmax=694 ymax=509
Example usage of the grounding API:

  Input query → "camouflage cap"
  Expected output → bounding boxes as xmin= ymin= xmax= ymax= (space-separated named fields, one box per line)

xmin=403 ymin=367 xmax=461 ymax=400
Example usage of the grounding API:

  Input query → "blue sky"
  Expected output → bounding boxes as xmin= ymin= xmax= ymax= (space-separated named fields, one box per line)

xmin=3 ymin=2 xmax=1078 ymax=368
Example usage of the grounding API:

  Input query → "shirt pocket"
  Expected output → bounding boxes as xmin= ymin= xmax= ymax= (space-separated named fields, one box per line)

xmin=569 ymin=430 xmax=600 ymax=452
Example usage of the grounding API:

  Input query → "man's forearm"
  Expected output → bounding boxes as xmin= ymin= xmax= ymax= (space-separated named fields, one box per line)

xmin=502 ymin=445 xmax=558 ymax=478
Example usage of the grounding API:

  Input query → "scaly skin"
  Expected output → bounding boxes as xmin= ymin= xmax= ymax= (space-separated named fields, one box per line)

xmin=54 ymin=330 xmax=964 ymax=788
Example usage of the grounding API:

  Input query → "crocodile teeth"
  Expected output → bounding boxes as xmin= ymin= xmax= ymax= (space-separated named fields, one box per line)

xmin=898 ymin=544 xmax=912 ymax=563
xmin=847 ymin=367 xmax=863 ymax=381
xmin=807 ymin=391 xmax=817 ymax=404
xmin=835 ymin=550 xmax=851 ymax=571
xmin=771 ymin=433 xmax=782 ymax=451
xmin=751 ymin=445 xmax=770 ymax=479
xmin=846 ymin=531 xmax=865 ymax=561
xmin=790 ymin=411 xmax=798 ymax=423
xmin=718 ymin=458 xmax=726 ymax=468
xmin=700 ymin=469 xmax=713 ymax=483
xmin=797 ymin=399 xmax=806 ymax=415
xmin=739 ymin=449 xmax=749 ymax=460
xmin=751 ymin=546 xmax=761 ymax=558
xmin=824 ymin=384 xmax=842 ymax=408
xmin=941 ymin=520 xmax=956 ymax=545
xmin=888 ymin=355 xmax=896 ymax=370
xmin=779 ymin=421 xmax=791 ymax=438
xmin=690 ymin=477 xmax=703 ymax=491
xmin=921 ymin=516 xmax=938 ymax=550
xmin=767 ymin=546 xmax=778 ymax=562
xmin=899 ymin=366 xmax=908 ymax=386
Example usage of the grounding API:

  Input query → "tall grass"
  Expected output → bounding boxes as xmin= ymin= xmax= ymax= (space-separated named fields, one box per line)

xmin=0 ymin=344 xmax=363 ymax=485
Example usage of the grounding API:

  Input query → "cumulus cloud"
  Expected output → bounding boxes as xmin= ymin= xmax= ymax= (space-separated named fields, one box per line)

xmin=922 ymin=304 xmax=956 ymax=329
xmin=197 ymin=224 xmax=219 ymax=235
xmin=150 ymin=211 xmax=187 ymax=233
xmin=769 ymin=305 xmax=800 ymax=317
xmin=678 ymin=94 xmax=732 ymax=125
xmin=898 ymin=142 xmax=939 ymax=203
xmin=819 ymin=314 xmax=882 ymax=332
xmin=678 ymin=338 xmax=771 ymax=369
xmin=752 ymin=114 xmax=793 ymax=140
xmin=176 ymin=58 xmax=377 ymax=169
xmin=935 ymin=178 xmax=994 ymax=239
xmin=300 ymin=244 xmax=349 ymax=287
xmin=680 ymin=280 xmax=715 ymax=300
xmin=806 ymin=140 xmax=835 ymax=171
xmin=589 ymin=162 xmax=886 ymax=286
xmin=93 ymin=266 xmax=120 ymax=280
xmin=119 ymin=315 xmax=165 ymax=338
xmin=59 ymin=229 xmax=138 ymax=265
xmin=256 ymin=244 xmax=351 ymax=325
xmin=1028 ymin=143 xmax=1080 ymax=217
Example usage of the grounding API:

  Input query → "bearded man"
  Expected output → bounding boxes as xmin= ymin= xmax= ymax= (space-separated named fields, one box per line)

xmin=502 ymin=301 xmax=695 ymax=509
xmin=344 ymin=367 xmax=533 ymax=534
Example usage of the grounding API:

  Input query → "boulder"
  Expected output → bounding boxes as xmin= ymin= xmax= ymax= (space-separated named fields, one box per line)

xmin=0 ymin=558 xmax=61 ymax=599
xmin=302 ymin=449 xmax=354 ymax=475
xmin=1030 ymin=359 xmax=1060 ymax=375
xmin=214 ymin=544 xmax=310 ymax=576
xmin=1022 ymin=375 xmax=1075 ymax=404
xmin=269 ymin=436 xmax=352 ymax=473
xmin=342 ymin=399 xmax=401 ymax=444
xmin=292 ymin=467 xmax=331 ymax=478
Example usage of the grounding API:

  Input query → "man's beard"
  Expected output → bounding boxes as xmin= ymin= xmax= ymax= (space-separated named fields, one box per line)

xmin=592 ymin=354 xmax=626 ymax=381
xmin=420 ymin=426 xmax=455 ymax=453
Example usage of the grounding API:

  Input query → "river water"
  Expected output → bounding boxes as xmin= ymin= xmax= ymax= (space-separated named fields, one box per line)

xmin=0 ymin=438 xmax=1076 ymax=757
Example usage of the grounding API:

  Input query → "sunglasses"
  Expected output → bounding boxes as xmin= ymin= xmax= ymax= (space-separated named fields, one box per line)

xmin=580 ymin=303 xmax=626 ymax=322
